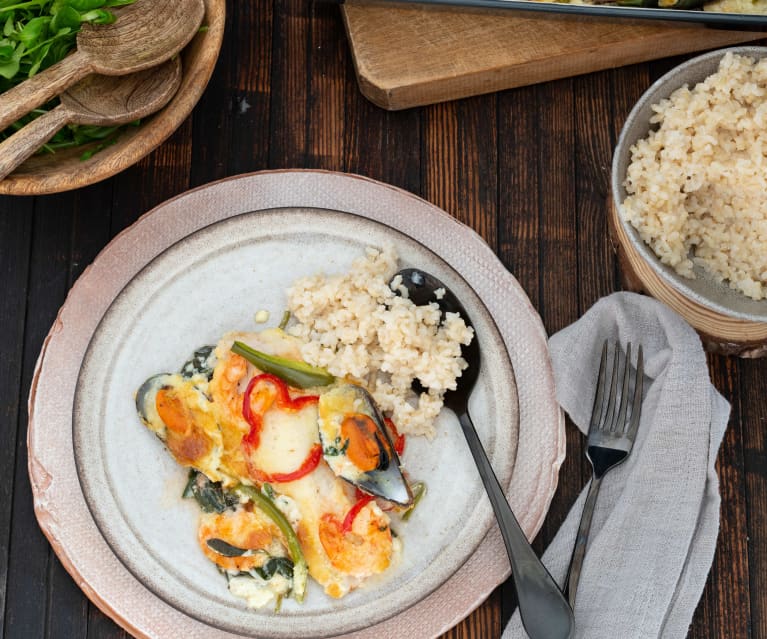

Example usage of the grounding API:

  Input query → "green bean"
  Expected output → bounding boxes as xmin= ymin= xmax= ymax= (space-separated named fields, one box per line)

xmin=236 ymin=484 xmax=308 ymax=603
xmin=231 ymin=340 xmax=335 ymax=389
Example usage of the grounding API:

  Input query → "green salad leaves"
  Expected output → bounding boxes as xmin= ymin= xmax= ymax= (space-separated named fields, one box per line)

xmin=0 ymin=0 xmax=137 ymax=157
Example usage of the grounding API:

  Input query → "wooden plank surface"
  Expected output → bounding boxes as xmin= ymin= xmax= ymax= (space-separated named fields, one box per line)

xmin=0 ymin=3 xmax=765 ymax=638
xmin=341 ymin=0 xmax=764 ymax=110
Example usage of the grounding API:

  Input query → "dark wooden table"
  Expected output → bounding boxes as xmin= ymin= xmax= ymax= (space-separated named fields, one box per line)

xmin=1 ymin=3 xmax=765 ymax=638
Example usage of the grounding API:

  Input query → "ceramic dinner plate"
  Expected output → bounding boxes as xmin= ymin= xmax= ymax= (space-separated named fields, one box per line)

xmin=28 ymin=170 xmax=565 ymax=639
xmin=75 ymin=207 xmax=518 ymax=637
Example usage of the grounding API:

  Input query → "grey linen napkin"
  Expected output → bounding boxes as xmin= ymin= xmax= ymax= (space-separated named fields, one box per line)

xmin=502 ymin=292 xmax=730 ymax=639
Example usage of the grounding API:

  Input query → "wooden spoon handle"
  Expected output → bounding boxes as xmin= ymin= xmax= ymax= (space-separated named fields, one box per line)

xmin=0 ymin=105 xmax=71 ymax=180
xmin=0 ymin=53 xmax=89 ymax=133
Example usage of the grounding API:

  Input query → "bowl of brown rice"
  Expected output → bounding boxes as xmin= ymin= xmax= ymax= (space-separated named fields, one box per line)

xmin=612 ymin=46 xmax=767 ymax=323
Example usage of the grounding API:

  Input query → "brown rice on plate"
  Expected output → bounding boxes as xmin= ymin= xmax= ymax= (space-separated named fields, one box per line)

xmin=287 ymin=245 xmax=474 ymax=439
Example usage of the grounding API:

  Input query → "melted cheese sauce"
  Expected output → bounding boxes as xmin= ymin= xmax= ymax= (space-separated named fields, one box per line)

xmin=253 ymin=403 xmax=320 ymax=475
xmin=139 ymin=328 xmax=398 ymax=607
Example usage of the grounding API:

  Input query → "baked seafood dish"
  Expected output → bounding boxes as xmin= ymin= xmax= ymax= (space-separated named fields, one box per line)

xmin=134 ymin=246 xmax=473 ymax=609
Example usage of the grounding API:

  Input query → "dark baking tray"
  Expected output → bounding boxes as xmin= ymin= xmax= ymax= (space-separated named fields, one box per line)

xmin=348 ymin=0 xmax=767 ymax=28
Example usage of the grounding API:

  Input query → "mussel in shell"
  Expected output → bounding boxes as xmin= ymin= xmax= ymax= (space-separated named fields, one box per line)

xmin=135 ymin=371 xmax=223 ymax=477
xmin=318 ymin=384 xmax=412 ymax=506
xmin=135 ymin=373 xmax=175 ymax=436
xmin=135 ymin=344 xmax=218 ymax=436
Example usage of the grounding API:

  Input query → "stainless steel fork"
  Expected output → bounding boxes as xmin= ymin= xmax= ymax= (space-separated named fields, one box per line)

xmin=565 ymin=340 xmax=644 ymax=609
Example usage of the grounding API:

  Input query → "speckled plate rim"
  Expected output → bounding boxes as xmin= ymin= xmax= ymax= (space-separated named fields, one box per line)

xmin=28 ymin=170 xmax=566 ymax=639
xmin=611 ymin=45 xmax=767 ymax=324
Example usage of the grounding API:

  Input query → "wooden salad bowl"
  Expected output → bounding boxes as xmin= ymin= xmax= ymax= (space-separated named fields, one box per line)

xmin=0 ymin=0 xmax=225 ymax=196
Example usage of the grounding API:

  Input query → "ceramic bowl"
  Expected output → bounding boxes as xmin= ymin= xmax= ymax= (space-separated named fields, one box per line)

xmin=611 ymin=46 xmax=767 ymax=325
xmin=0 ymin=0 xmax=224 ymax=196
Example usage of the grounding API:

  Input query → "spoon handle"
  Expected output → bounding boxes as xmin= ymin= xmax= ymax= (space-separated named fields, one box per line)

xmin=0 ymin=105 xmax=71 ymax=181
xmin=0 ymin=52 xmax=88 ymax=133
xmin=457 ymin=411 xmax=574 ymax=639
xmin=565 ymin=474 xmax=603 ymax=609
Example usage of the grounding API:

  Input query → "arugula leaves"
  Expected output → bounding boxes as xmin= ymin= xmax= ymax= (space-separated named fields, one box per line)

xmin=0 ymin=0 xmax=137 ymax=157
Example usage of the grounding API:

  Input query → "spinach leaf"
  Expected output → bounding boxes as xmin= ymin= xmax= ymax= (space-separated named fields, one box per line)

xmin=253 ymin=557 xmax=294 ymax=581
xmin=206 ymin=538 xmax=249 ymax=558
xmin=323 ymin=437 xmax=349 ymax=457
xmin=182 ymin=470 xmax=239 ymax=514
xmin=180 ymin=345 xmax=217 ymax=380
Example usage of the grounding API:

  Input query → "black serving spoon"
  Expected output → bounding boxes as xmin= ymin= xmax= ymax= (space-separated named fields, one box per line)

xmin=394 ymin=268 xmax=574 ymax=639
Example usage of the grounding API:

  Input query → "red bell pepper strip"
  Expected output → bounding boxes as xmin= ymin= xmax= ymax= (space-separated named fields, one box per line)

xmin=342 ymin=491 xmax=375 ymax=533
xmin=384 ymin=417 xmax=406 ymax=456
xmin=250 ymin=443 xmax=323 ymax=484
xmin=242 ymin=373 xmax=320 ymax=483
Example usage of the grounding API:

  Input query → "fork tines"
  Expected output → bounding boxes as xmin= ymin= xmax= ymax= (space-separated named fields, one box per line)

xmin=590 ymin=340 xmax=644 ymax=439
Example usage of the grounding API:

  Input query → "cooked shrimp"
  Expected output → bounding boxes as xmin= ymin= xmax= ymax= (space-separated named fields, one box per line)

xmin=210 ymin=351 xmax=249 ymax=429
xmin=270 ymin=463 xmax=357 ymax=598
xmin=209 ymin=351 xmax=251 ymax=483
xmin=198 ymin=507 xmax=288 ymax=572
xmin=318 ymin=502 xmax=393 ymax=577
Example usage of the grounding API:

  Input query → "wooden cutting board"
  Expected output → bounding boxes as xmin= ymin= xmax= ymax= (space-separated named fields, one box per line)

xmin=341 ymin=0 xmax=765 ymax=110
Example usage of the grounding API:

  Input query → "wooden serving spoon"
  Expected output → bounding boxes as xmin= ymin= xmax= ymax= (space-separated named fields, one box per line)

xmin=0 ymin=0 xmax=203 ymax=133
xmin=0 ymin=57 xmax=182 ymax=181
